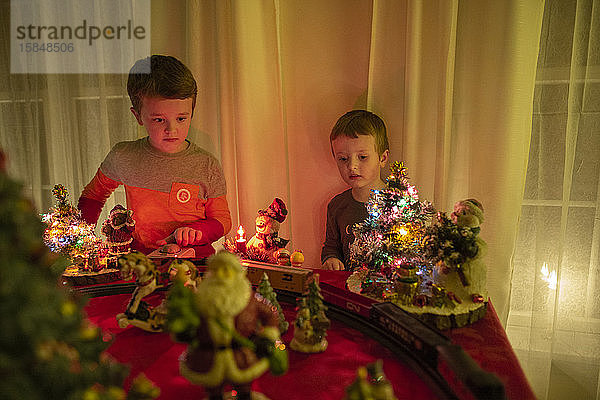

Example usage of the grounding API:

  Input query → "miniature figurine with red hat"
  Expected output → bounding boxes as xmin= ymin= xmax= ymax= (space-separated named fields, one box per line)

xmin=246 ymin=198 xmax=290 ymax=263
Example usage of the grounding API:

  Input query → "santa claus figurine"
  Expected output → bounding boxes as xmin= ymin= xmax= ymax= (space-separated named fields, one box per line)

xmin=246 ymin=198 xmax=290 ymax=263
xmin=169 ymin=251 xmax=287 ymax=400
xmin=101 ymin=204 xmax=135 ymax=257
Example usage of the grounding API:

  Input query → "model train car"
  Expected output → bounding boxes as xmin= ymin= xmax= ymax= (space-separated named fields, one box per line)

xmin=371 ymin=302 xmax=505 ymax=400
xmin=240 ymin=261 xmax=506 ymax=400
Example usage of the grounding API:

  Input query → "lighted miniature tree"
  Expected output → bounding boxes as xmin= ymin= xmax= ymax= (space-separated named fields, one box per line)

xmin=257 ymin=273 xmax=289 ymax=334
xmin=349 ymin=162 xmax=435 ymax=298
xmin=42 ymin=184 xmax=101 ymax=267
xmin=0 ymin=154 xmax=158 ymax=399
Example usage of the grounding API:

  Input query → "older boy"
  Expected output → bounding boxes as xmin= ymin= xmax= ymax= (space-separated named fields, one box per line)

xmin=78 ymin=55 xmax=232 ymax=258
xmin=321 ymin=110 xmax=389 ymax=270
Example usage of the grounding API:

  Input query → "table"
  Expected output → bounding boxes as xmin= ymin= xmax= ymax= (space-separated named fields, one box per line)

xmin=82 ymin=271 xmax=535 ymax=400
xmin=316 ymin=271 xmax=535 ymax=400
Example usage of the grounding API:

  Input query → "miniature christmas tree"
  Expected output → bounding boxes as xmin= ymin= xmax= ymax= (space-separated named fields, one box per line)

xmin=257 ymin=273 xmax=289 ymax=334
xmin=423 ymin=212 xmax=478 ymax=286
xmin=290 ymin=276 xmax=330 ymax=353
xmin=306 ymin=277 xmax=330 ymax=345
xmin=349 ymin=162 xmax=435 ymax=299
xmin=306 ymin=277 xmax=327 ymax=318
xmin=0 ymin=154 xmax=158 ymax=400
xmin=42 ymin=184 xmax=102 ymax=268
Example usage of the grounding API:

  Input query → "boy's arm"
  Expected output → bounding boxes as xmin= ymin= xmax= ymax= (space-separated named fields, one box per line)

xmin=323 ymin=257 xmax=344 ymax=270
xmin=78 ymin=169 xmax=121 ymax=225
xmin=321 ymin=202 xmax=344 ymax=265
xmin=178 ymin=195 xmax=232 ymax=245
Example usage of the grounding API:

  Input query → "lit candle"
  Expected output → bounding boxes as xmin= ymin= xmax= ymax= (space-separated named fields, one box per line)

xmin=236 ymin=225 xmax=247 ymax=253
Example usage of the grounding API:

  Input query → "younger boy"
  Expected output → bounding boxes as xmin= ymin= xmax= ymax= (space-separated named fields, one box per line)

xmin=78 ymin=55 xmax=232 ymax=258
xmin=321 ymin=110 xmax=389 ymax=270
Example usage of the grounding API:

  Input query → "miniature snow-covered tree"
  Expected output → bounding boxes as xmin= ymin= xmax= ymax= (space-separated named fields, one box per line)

xmin=0 ymin=153 xmax=158 ymax=400
xmin=290 ymin=276 xmax=330 ymax=353
xmin=257 ymin=273 xmax=289 ymax=334
xmin=306 ymin=278 xmax=327 ymax=318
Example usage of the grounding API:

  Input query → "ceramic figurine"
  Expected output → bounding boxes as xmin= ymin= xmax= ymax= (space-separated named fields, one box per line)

xmin=246 ymin=198 xmax=289 ymax=263
xmin=136 ymin=259 xmax=201 ymax=331
xmin=451 ymin=199 xmax=484 ymax=234
xmin=101 ymin=204 xmax=135 ymax=257
xmin=168 ymin=251 xmax=288 ymax=400
xmin=290 ymin=250 xmax=304 ymax=267
xmin=115 ymin=252 xmax=163 ymax=332
xmin=433 ymin=198 xmax=488 ymax=303
xmin=167 ymin=258 xmax=201 ymax=290
xmin=274 ymin=248 xmax=291 ymax=266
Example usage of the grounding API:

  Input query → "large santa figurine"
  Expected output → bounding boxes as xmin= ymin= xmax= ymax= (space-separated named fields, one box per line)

xmin=173 ymin=251 xmax=287 ymax=400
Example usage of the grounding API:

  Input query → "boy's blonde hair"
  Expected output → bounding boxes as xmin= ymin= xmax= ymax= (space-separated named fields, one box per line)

xmin=330 ymin=110 xmax=389 ymax=156
xmin=127 ymin=55 xmax=197 ymax=114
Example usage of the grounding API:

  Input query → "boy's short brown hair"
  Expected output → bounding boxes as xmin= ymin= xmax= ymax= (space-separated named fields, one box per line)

xmin=330 ymin=110 xmax=389 ymax=156
xmin=127 ymin=55 xmax=197 ymax=114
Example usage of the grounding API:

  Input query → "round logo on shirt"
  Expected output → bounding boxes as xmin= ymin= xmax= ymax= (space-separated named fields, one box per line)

xmin=176 ymin=188 xmax=192 ymax=203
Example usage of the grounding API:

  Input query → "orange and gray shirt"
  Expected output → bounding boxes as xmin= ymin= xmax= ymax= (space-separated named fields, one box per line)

xmin=78 ymin=138 xmax=232 ymax=258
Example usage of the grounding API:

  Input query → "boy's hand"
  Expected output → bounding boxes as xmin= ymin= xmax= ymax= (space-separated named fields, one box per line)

xmin=157 ymin=227 xmax=203 ymax=247
xmin=322 ymin=257 xmax=345 ymax=271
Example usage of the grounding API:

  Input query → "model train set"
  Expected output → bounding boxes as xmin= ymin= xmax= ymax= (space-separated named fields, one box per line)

xmin=76 ymin=259 xmax=506 ymax=400
xmin=2 ymin=144 xmax=535 ymax=400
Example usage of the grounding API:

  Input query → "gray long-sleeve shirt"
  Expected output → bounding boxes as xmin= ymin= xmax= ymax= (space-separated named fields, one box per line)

xmin=320 ymin=189 xmax=368 ymax=269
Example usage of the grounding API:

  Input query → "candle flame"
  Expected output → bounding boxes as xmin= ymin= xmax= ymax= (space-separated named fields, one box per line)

xmin=237 ymin=225 xmax=245 ymax=240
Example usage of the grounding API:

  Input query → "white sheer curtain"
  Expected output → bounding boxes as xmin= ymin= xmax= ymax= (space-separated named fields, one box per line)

xmin=0 ymin=0 xmax=139 ymax=227
xmin=371 ymin=1 xmax=544 ymax=326
xmin=0 ymin=69 xmax=138 ymax=227
xmin=506 ymin=0 xmax=600 ymax=398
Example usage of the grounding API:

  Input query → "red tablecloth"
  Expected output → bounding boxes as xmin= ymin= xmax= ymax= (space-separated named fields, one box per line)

xmin=315 ymin=270 xmax=535 ymax=400
xmin=83 ymin=271 xmax=534 ymax=400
